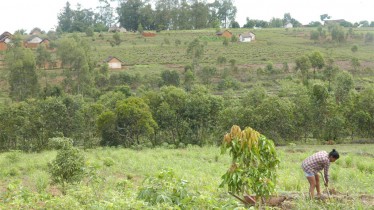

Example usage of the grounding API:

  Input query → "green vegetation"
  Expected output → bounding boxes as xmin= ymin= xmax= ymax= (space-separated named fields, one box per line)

xmin=0 ymin=144 xmax=373 ymax=209
xmin=0 ymin=27 xmax=374 ymax=151
xmin=0 ymin=19 xmax=374 ymax=209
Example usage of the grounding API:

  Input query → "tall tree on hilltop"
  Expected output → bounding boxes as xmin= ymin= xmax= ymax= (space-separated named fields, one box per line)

xmin=154 ymin=0 xmax=179 ymax=30
xmin=177 ymin=0 xmax=192 ymax=29
xmin=139 ymin=3 xmax=155 ymax=30
xmin=58 ymin=2 xmax=74 ymax=32
xmin=96 ymin=0 xmax=116 ymax=28
xmin=117 ymin=0 xmax=144 ymax=31
xmin=214 ymin=0 xmax=237 ymax=28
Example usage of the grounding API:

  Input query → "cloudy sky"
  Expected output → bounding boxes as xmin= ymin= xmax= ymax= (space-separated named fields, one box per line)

xmin=1 ymin=0 xmax=374 ymax=33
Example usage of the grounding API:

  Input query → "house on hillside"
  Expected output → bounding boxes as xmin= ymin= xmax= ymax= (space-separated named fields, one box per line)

xmin=104 ymin=56 xmax=123 ymax=69
xmin=0 ymin=39 xmax=9 ymax=51
xmin=0 ymin=31 xmax=12 ymax=40
xmin=24 ymin=35 xmax=49 ymax=48
xmin=239 ymin=32 xmax=255 ymax=42
xmin=216 ymin=30 xmax=232 ymax=39
xmin=0 ymin=31 xmax=12 ymax=51
xmin=30 ymin=27 xmax=42 ymax=35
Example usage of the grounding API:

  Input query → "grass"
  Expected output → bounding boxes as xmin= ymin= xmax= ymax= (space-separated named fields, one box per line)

xmin=0 ymin=144 xmax=373 ymax=209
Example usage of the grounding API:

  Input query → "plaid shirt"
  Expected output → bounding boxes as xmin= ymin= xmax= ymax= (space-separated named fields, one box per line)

xmin=302 ymin=151 xmax=330 ymax=182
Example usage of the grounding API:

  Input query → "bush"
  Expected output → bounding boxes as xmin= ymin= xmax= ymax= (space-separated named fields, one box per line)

xmin=103 ymin=157 xmax=115 ymax=167
xmin=48 ymin=137 xmax=73 ymax=150
xmin=137 ymin=169 xmax=192 ymax=208
xmin=48 ymin=143 xmax=85 ymax=193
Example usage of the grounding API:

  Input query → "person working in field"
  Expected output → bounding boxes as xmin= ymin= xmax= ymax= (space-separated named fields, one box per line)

xmin=301 ymin=149 xmax=340 ymax=199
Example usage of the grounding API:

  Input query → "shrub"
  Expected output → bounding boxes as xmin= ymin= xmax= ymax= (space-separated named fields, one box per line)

xmin=48 ymin=137 xmax=73 ymax=150
xmin=351 ymin=45 xmax=358 ymax=53
xmin=103 ymin=157 xmax=115 ymax=167
xmin=48 ymin=143 xmax=85 ymax=193
xmin=137 ymin=169 xmax=192 ymax=208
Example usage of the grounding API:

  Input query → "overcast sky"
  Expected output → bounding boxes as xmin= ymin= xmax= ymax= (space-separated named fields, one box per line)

xmin=1 ymin=0 xmax=374 ymax=33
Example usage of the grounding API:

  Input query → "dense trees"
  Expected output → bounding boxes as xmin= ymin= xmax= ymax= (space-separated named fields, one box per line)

xmin=57 ymin=0 xmax=239 ymax=32
xmin=5 ymin=43 xmax=39 ymax=101
xmin=57 ymin=36 xmax=94 ymax=96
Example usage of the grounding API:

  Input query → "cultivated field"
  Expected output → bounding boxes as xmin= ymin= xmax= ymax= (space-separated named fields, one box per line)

xmin=0 ymin=144 xmax=373 ymax=209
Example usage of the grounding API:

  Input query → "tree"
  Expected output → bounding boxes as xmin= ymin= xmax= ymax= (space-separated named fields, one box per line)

xmin=308 ymin=51 xmax=325 ymax=79
xmin=269 ymin=18 xmax=283 ymax=28
xmin=48 ymin=138 xmax=85 ymax=194
xmin=57 ymin=2 xmax=73 ymax=32
xmin=310 ymin=83 xmax=330 ymax=139
xmin=323 ymin=58 xmax=339 ymax=90
xmin=190 ymin=1 xmax=210 ymax=29
xmin=117 ymin=0 xmax=144 ymax=31
xmin=351 ymin=57 xmax=360 ymax=72
xmin=160 ymin=70 xmax=180 ymax=87
xmin=243 ymin=18 xmax=268 ymax=28
xmin=351 ymin=45 xmax=358 ymax=53
xmin=220 ymin=126 xmax=280 ymax=200
xmin=112 ymin=32 xmax=122 ymax=46
xmin=254 ymin=96 xmax=295 ymax=141
xmin=184 ymin=69 xmax=195 ymax=91
xmin=5 ymin=45 xmax=39 ymax=101
xmin=57 ymin=37 xmax=93 ymax=95
xmin=217 ymin=0 xmax=237 ymax=28
xmin=96 ymin=0 xmax=115 ymax=30
xmin=187 ymin=38 xmax=204 ymax=70
xmin=295 ymin=55 xmax=311 ymax=85
xmin=116 ymin=97 xmax=157 ymax=147
xmin=183 ymin=86 xmax=223 ymax=144
xmin=35 ymin=44 xmax=52 ymax=89
xmin=333 ymin=71 xmax=354 ymax=104
xmin=200 ymin=66 xmax=217 ymax=85
xmin=331 ymin=25 xmax=345 ymax=43
xmin=320 ymin=14 xmax=331 ymax=22
xmin=310 ymin=30 xmax=320 ymax=42
xmin=290 ymin=85 xmax=312 ymax=142
xmin=230 ymin=21 xmax=240 ymax=28
xmin=308 ymin=21 xmax=322 ymax=27
xmin=137 ymin=23 xmax=144 ymax=33
xmin=139 ymin=4 xmax=156 ymax=30
xmin=176 ymin=0 xmax=192 ymax=30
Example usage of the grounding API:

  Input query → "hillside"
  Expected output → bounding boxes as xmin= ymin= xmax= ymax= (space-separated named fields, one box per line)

xmin=1 ymin=27 xmax=374 ymax=99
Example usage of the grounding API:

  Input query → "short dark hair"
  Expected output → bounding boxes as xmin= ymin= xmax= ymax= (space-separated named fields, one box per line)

xmin=329 ymin=149 xmax=340 ymax=159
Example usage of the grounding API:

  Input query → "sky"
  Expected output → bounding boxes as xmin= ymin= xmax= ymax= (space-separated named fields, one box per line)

xmin=1 ymin=0 xmax=374 ymax=33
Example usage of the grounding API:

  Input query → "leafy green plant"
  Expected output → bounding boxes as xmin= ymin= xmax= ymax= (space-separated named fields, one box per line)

xmin=137 ymin=169 xmax=192 ymax=208
xmin=220 ymin=125 xmax=280 ymax=199
xmin=48 ymin=140 xmax=85 ymax=194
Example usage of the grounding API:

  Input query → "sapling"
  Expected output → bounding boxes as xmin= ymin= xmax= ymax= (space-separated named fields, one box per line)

xmin=220 ymin=125 xmax=280 ymax=205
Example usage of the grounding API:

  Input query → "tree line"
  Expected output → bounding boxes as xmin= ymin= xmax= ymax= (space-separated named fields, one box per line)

xmin=56 ymin=0 xmax=374 ymax=34
xmin=57 ymin=0 xmax=237 ymax=33
xmin=0 ymin=78 xmax=373 ymax=152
